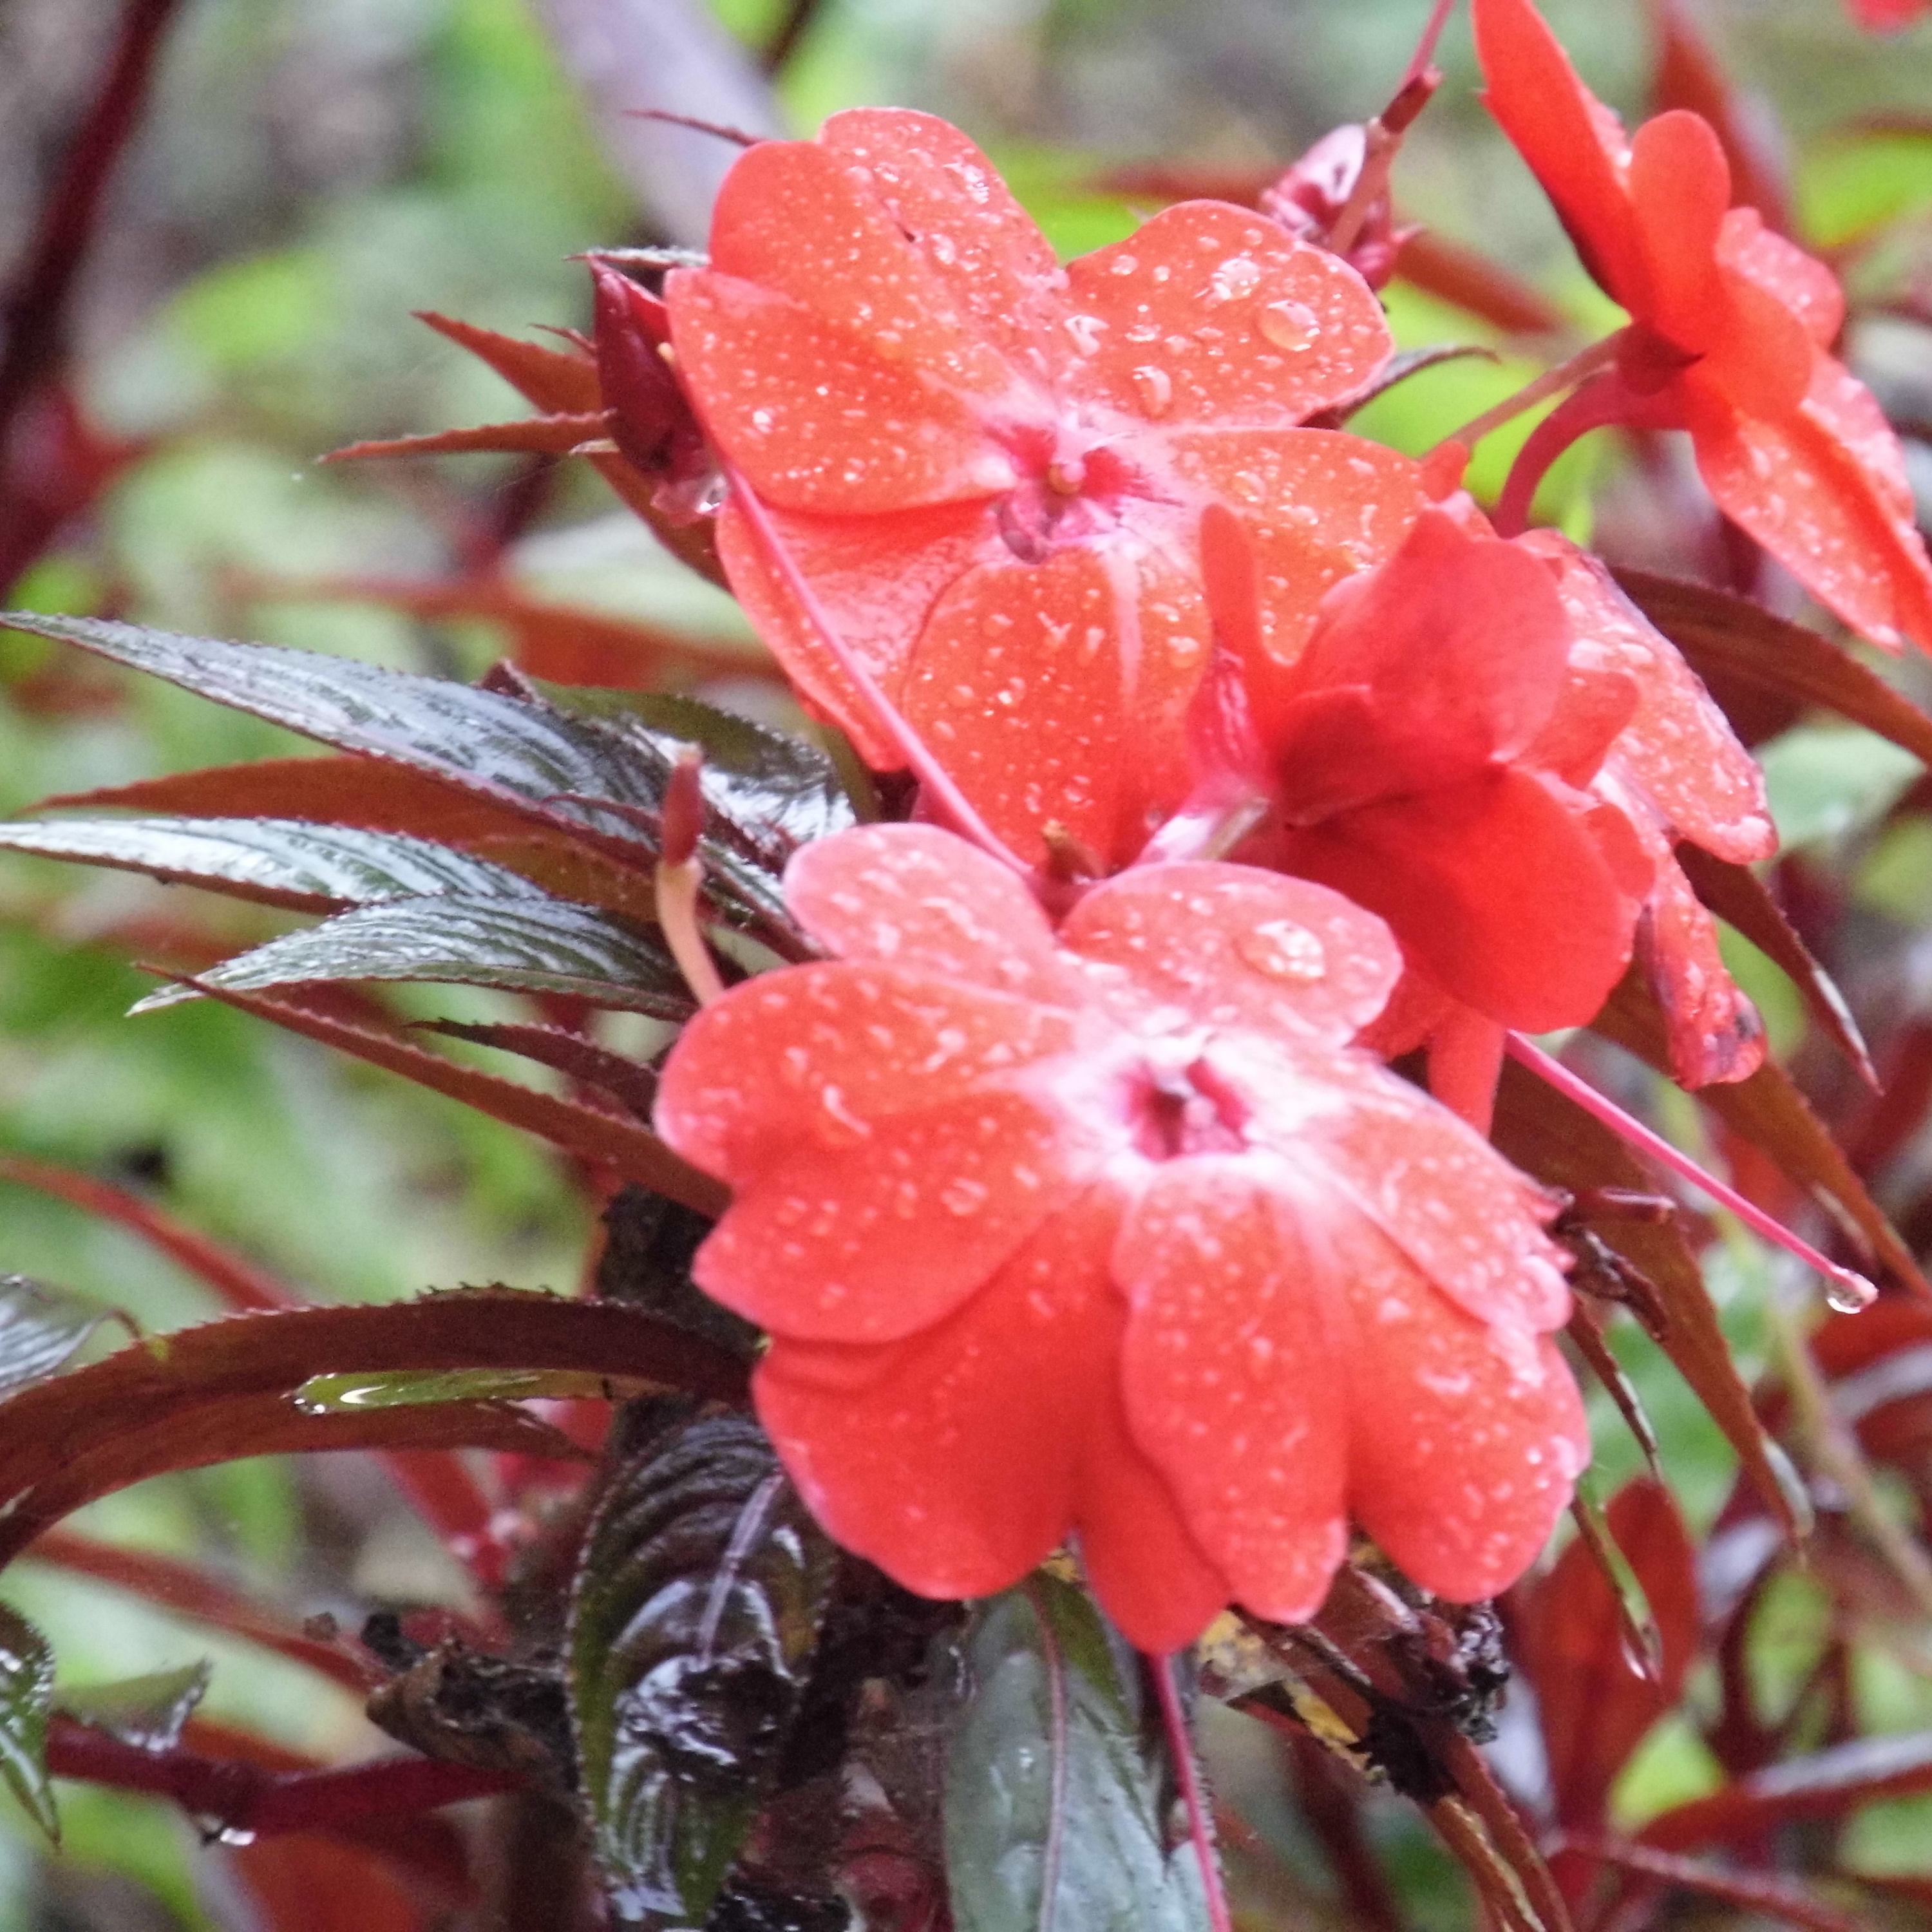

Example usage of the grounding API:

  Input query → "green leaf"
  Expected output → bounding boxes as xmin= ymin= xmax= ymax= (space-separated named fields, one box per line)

xmin=294 ymin=1366 xmax=651 ymax=1412
xmin=0 ymin=1275 xmax=104 ymax=1399
xmin=133 ymin=894 xmax=692 ymax=1017
xmin=945 ymin=1574 xmax=1211 ymax=1932
xmin=0 ymin=611 xmax=665 ymax=835
xmin=56 ymin=1662 xmax=210 ymax=1754
xmin=0 ymin=1603 xmax=57 ymax=1840
xmin=0 ymin=816 xmax=548 ymax=914
xmin=569 ymin=1414 xmax=837 ymax=1927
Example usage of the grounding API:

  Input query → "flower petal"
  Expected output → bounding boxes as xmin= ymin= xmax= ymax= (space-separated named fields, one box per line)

xmin=752 ymin=1187 xmax=1128 ymax=1602
xmin=670 ymin=273 xmax=1009 ymax=513
xmin=1473 ymin=0 xmax=1644 ymax=302
xmin=1276 ymin=770 xmax=1638 ymax=1032
xmin=1684 ymin=353 xmax=1932 ymax=653
xmin=654 ymin=961 xmax=1075 ymax=1179
xmin=785 ymin=822 xmax=1073 ymax=1003
xmin=1625 ymin=111 xmax=1730 ymax=352
xmin=714 ymin=496 xmax=999 ymax=768
xmin=1063 ymin=202 xmax=1392 ymax=427
xmin=695 ymin=1086 xmax=1090 ymax=1342
xmin=1340 ymin=1229 xmax=1587 ymax=1602
xmin=1636 ymin=850 xmax=1768 ymax=1086
xmin=1115 ymin=1161 xmax=1349 ymax=1625
xmin=1529 ymin=536 xmax=1776 ymax=860
xmin=1718 ymin=207 xmax=1843 ymax=348
xmin=899 ymin=540 xmax=1208 ymax=868
xmin=1258 ymin=1049 xmax=1572 ymax=1334
xmin=1165 ymin=430 xmax=1426 ymax=668
xmin=703 ymin=135 xmax=1014 ymax=399
xmin=819 ymin=109 xmax=1068 ymax=375
xmin=1061 ymin=862 xmax=1403 ymax=1045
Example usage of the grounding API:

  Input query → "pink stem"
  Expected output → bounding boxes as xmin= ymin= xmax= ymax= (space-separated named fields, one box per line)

xmin=1493 ymin=366 xmax=1662 ymax=536
xmin=723 ymin=462 xmax=1030 ymax=876
xmin=1505 ymin=1033 xmax=1876 ymax=1311
xmin=1155 ymin=1655 xmax=1234 ymax=1932
xmin=1403 ymin=0 xmax=1457 ymax=88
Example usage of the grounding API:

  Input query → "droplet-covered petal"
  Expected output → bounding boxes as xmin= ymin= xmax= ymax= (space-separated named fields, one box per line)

xmin=1062 ymin=202 xmax=1394 ymax=427
xmin=1341 ymin=1226 xmax=1588 ymax=1602
xmin=786 ymin=822 xmax=1072 ymax=1003
xmin=1115 ymin=1161 xmax=1349 ymax=1625
xmin=1061 ymin=862 xmax=1402 ymax=1044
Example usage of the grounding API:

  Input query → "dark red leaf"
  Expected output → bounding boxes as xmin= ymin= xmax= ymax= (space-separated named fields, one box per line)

xmin=0 ymin=1289 xmax=745 ymax=1566
xmin=327 ymin=412 xmax=611 ymax=463
xmin=410 ymin=1018 xmax=658 ymax=1119
xmin=412 ymin=312 xmax=601 ymax=415
xmin=1613 ymin=570 xmax=1932 ymax=765
xmin=1518 ymin=1479 xmax=1700 ymax=1829
xmin=1553 ymin=1832 xmax=1861 ymax=1932
xmin=1390 ymin=229 xmax=1569 ymax=336
xmin=186 ymin=981 xmax=723 ymax=1213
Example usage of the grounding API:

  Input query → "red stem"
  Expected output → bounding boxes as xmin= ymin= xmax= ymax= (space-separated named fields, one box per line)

xmin=1155 ymin=1656 xmax=1234 ymax=1932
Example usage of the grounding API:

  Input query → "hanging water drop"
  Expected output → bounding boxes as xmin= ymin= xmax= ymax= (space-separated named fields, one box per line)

xmin=1823 ymin=1267 xmax=1879 ymax=1314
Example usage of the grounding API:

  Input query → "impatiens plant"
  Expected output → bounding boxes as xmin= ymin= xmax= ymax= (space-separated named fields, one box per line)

xmin=9 ymin=0 xmax=1932 ymax=1927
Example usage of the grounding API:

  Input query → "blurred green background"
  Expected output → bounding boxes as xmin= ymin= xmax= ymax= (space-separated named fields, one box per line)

xmin=5 ymin=0 xmax=1932 ymax=1923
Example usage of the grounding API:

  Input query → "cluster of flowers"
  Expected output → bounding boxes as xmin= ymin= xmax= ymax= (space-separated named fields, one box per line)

xmin=614 ymin=0 xmax=1932 ymax=1653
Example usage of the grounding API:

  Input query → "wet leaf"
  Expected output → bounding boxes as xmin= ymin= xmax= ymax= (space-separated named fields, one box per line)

xmin=0 ymin=816 xmax=546 ymax=915
xmin=1492 ymin=1058 xmax=1806 ymax=1535
xmin=328 ymin=411 xmax=611 ymax=462
xmin=1613 ymin=571 xmax=1932 ymax=764
xmin=569 ymin=1414 xmax=836 ymax=1927
xmin=0 ymin=1291 xmax=746 ymax=1567
xmin=410 ymin=1018 xmax=659 ymax=1119
xmin=1517 ymin=1479 xmax=1698 ymax=1830
xmin=57 ymin=1660 xmax=210 ymax=1753
xmin=134 ymin=893 xmax=690 ymax=1018
xmin=0 ymin=1604 xmax=57 ymax=1839
xmin=0 ymin=1274 xmax=104 ymax=1397
xmin=0 ymin=611 xmax=665 ymax=842
xmin=180 ymin=981 xmax=724 ymax=1213
xmin=294 ymin=1366 xmax=652 ymax=1412
xmin=945 ymin=1573 xmax=1211 ymax=1932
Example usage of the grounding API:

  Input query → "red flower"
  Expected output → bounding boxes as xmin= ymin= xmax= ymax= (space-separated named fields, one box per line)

xmin=1473 ymin=0 xmax=1932 ymax=654
xmin=665 ymin=110 xmax=1426 ymax=869
xmin=654 ymin=823 xmax=1587 ymax=1651
xmin=1190 ymin=504 xmax=1774 ymax=1108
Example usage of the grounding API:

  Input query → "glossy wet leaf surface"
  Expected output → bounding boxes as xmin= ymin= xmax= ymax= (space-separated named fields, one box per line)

xmin=0 ymin=1274 xmax=106 ymax=1398
xmin=134 ymin=894 xmax=692 ymax=1017
xmin=568 ymin=1414 xmax=836 ymax=1927
xmin=55 ymin=1661 xmax=211 ymax=1754
xmin=945 ymin=1573 xmax=1210 ymax=1932
xmin=0 ymin=1604 xmax=57 ymax=1840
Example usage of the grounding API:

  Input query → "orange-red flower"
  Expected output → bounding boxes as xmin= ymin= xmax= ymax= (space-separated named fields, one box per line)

xmin=1474 ymin=0 xmax=1932 ymax=654
xmin=654 ymin=823 xmax=1587 ymax=1651
xmin=1188 ymin=503 xmax=1774 ymax=1112
xmin=665 ymin=110 xmax=1426 ymax=869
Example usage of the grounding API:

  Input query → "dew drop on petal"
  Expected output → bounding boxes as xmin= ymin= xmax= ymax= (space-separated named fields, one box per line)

xmin=1238 ymin=920 xmax=1327 ymax=983
xmin=1064 ymin=313 xmax=1106 ymax=355
xmin=940 ymin=1177 xmax=989 ymax=1216
xmin=1257 ymin=299 xmax=1320 ymax=352
xmin=1130 ymin=365 xmax=1173 ymax=418
xmin=1110 ymin=253 xmax=1139 ymax=276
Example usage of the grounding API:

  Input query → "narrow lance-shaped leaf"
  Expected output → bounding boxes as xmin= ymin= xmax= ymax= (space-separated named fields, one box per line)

xmin=295 ymin=1367 xmax=659 ymax=1412
xmin=0 ymin=816 xmax=550 ymax=915
xmin=0 ymin=1604 xmax=57 ymax=1839
xmin=134 ymin=893 xmax=693 ymax=1019
xmin=0 ymin=611 xmax=666 ymax=839
xmin=0 ymin=1274 xmax=107 ymax=1397
xmin=569 ymin=1414 xmax=837 ymax=1928
xmin=945 ymin=1573 xmax=1212 ymax=1932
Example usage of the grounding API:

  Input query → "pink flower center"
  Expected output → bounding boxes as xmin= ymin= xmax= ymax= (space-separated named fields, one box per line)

xmin=990 ymin=421 xmax=1161 ymax=563
xmin=1128 ymin=1048 xmax=1251 ymax=1160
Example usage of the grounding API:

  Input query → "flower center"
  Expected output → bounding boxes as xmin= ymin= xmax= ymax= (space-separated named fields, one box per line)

xmin=1129 ymin=1047 xmax=1251 ymax=1160
xmin=990 ymin=422 xmax=1155 ymax=563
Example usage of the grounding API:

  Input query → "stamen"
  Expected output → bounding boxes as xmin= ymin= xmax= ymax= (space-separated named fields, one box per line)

xmin=1154 ymin=1654 xmax=1235 ymax=1932
xmin=1506 ymin=1034 xmax=1878 ymax=1312
xmin=723 ymin=462 xmax=1032 ymax=878
xmin=655 ymin=748 xmax=728 ymax=1008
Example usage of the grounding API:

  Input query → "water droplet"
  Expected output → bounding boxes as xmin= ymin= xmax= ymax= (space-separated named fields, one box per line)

xmin=929 ymin=232 xmax=958 ymax=265
xmin=941 ymin=1177 xmax=989 ymax=1216
xmin=1130 ymin=365 xmax=1173 ymax=417
xmin=1257 ymin=299 xmax=1320 ymax=352
xmin=1063 ymin=313 xmax=1106 ymax=355
xmin=1238 ymin=920 xmax=1327 ymax=983
xmin=1206 ymin=256 xmax=1263 ymax=303
xmin=873 ymin=328 xmax=905 ymax=359
xmin=1824 ymin=1267 xmax=1879 ymax=1315
xmin=750 ymin=408 xmax=775 ymax=433
xmin=1109 ymin=252 xmax=1139 ymax=276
